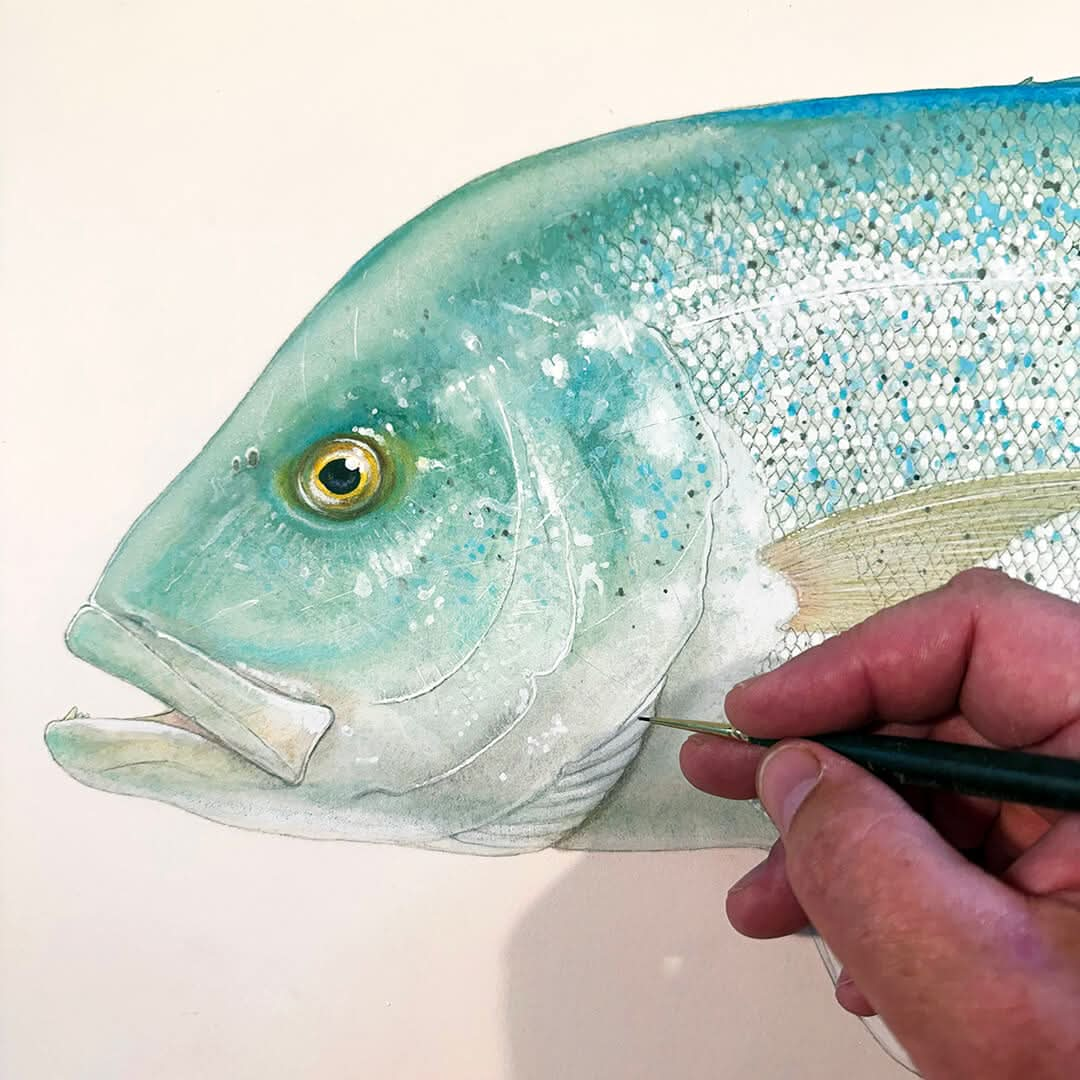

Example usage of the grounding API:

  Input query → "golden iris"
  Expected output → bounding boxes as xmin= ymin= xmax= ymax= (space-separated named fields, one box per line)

xmin=295 ymin=435 xmax=385 ymax=518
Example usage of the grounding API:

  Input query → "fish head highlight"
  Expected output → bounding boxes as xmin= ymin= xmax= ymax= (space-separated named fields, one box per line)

xmin=48 ymin=137 xmax=731 ymax=849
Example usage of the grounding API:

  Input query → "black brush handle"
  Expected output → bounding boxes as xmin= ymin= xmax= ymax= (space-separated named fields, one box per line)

xmin=744 ymin=733 xmax=1080 ymax=812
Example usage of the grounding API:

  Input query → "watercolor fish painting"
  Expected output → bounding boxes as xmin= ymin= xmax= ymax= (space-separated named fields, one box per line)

xmin=49 ymin=79 xmax=1080 ymax=861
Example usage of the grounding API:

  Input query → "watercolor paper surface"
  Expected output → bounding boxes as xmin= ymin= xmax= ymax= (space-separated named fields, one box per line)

xmin=5 ymin=1 xmax=1077 ymax=1076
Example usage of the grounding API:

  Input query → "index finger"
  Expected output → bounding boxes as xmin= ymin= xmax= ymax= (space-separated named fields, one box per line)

xmin=725 ymin=568 xmax=1080 ymax=748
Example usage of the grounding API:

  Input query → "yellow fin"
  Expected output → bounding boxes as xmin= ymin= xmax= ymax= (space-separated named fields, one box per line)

xmin=762 ymin=470 xmax=1080 ymax=633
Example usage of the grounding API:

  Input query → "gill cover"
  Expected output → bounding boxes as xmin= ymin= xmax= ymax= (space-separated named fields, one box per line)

xmin=425 ymin=320 xmax=727 ymax=851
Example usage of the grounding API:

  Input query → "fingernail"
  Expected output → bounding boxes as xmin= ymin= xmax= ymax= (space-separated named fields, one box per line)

xmin=757 ymin=744 xmax=822 ymax=832
xmin=725 ymin=675 xmax=757 ymax=699
xmin=727 ymin=858 xmax=768 ymax=897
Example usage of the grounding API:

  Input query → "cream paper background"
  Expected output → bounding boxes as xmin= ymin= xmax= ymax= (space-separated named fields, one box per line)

xmin=2 ymin=2 xmax=1074 ymax=1076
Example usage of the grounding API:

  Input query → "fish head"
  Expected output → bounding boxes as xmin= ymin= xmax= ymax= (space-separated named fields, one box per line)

xmin=48 ymin=244 xmax=530 ymax=837
xmin=48 ymin=150 xmax=729 ymax=848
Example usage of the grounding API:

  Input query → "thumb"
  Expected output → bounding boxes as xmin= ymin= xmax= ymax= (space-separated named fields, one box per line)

xmin=757 ymin=742 xmax=1044 ymax=1075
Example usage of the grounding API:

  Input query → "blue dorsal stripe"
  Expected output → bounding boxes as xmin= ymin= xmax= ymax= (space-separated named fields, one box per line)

xmin=682 ymin=79 xmax=1080 ymax=130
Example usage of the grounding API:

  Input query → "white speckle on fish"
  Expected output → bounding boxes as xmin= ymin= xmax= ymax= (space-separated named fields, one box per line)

xmin=576 ymin=561 xmax=603 ymax=618
xmin=381 ymin=550 xmax=413 ymax=577
xmin=540 ymin=354 xmax=569 ymax=388
xmin=500 ymin=301 xmax=560 ymax=326
xmin=578 ymin=314 xmax=636 ymax=354
xmin=367 ymin=552 xmax=388 ymax=587
xmin=544 ymin=715 xmax=569 ymax=740
xmin=353 ymin=572 xmax=373 ymax=599
xmin=616 ymin=390 xmax=692 ymax=460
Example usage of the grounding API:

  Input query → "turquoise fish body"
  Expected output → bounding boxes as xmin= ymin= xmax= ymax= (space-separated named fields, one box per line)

xmin=49 ymin=81 xmax=1080 ymax=856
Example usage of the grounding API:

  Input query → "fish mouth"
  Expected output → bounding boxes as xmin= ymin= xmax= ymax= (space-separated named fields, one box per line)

xmin=47 ymin=603 xmax=334 ymax=784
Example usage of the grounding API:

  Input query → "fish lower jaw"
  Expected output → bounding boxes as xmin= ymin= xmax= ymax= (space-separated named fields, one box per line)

xmin=43 ymin=706 xmax=277 ymax=793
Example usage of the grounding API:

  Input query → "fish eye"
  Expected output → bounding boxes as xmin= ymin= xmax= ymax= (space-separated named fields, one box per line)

xmin=295 ymin=435 xmax=387 ymax=518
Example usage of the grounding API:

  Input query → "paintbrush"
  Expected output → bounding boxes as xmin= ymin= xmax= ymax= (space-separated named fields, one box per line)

xmin=640 ymin=716 xmax=1080 ymax=813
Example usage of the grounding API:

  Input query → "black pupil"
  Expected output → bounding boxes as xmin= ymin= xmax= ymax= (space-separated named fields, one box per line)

xmin=319 ymin=456 xmax=362 ymax=495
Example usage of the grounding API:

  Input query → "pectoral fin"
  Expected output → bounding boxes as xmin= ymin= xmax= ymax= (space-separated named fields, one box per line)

xmin=762 ymin=470 xmax=1080 ymax=633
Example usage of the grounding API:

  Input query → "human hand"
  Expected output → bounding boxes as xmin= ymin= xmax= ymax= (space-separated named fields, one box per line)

xmin=681 ymin=569 xmax=1080 ymax=1078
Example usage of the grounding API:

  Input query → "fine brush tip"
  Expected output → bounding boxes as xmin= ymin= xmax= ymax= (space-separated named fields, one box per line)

xmin=638 ymin=715 xmax=746 ymax=738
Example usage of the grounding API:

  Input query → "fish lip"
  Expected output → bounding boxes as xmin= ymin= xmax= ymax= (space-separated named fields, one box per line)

xmin=61 ymin=602 xmax=334 ymax=784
